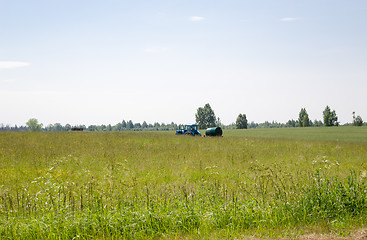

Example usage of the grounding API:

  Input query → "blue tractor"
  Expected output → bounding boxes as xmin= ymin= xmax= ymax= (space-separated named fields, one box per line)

xmin=176 ymin=124 xmax=202 ymax=136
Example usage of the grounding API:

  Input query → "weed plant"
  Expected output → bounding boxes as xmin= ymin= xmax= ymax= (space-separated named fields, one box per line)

xmin=0 ymin=130 xmax=366 ymax=239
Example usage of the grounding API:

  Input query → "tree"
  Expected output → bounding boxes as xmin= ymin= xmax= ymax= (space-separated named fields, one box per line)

xmin=88 ymin=125 xmax=97 ymax=131
xmin=121 ymin=120 xmax=127 ymax=129
xmin=286 ymin=119 xmax=296 ymax=127
xmin=114 ymin=123 xmax=123 ymax=131
xmin=65 ymin=124 xmax=71 ymax=131
xmin=45 ymin=124 xmax=54 ymax=132
xmin=313 ymin=119 xmax=323 ymax=127
xmin=99 ymin=124 xmax=106 ymax=131
xmin=353 ymin=112 xmax=363 ymax=126
xmin=26 ymin=118 xmax=43 ymax=132
xmin=323 ymin=106 xmax=338 ymax=126
xmin=169 ymin=122 xmax=177 ymax=130
xmin=236 ymin=114 xmax=248 ymax=129
xmin=303 ymin=114 xmax=310 ymax=127
xmin=54 ymin=123 xmax=64 ymax=131
xmin=195 ymin=103 xmax=216 ymax=129
xmin=249 ymin=121 xmax=258 ymax=128
xmin=298 ymin=108 xmax=310 ymax=127
xmin=355 ymin=116 xmax=363 ymax=126
xmin=127 ymin=120 xmax=134 ymax=129
xmin=216 ymin=117 xmax=222 ymax=127
xmin=323 ymin=106 xmax=331 ymax=126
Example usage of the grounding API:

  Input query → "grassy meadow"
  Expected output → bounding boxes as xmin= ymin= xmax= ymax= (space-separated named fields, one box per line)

xmin=1 ymin=127 xmax=367 ymax=239
xmin=225 ymin=126 xmax=367 ymax=143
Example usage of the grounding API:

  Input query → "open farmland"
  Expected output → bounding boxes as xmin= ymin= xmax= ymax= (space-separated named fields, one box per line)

xmin=0 ymin=128 xmax=367 ymax=239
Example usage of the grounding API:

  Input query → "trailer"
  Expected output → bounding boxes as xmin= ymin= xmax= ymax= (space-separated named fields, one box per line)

xmin=205 ymin=127 xmax=222 ymax=137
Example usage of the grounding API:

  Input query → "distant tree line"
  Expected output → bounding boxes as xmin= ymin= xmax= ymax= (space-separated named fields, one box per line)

xmin=0 ymin=124 xmax=28 ymax=131
xmin=0 ymin=120 xmax=181 ymax=132
xmin=1 ymin=105 xmax=366 ymax=132
xmin=234 ymin=105 xmax=364 ymax=129
xmin=234 ymin=105 xmax=363 ymax=129
xmin=41 ymin=121 xmax=179 ymax=132
xmin=84 ymin=121 xmax=179 ymax=132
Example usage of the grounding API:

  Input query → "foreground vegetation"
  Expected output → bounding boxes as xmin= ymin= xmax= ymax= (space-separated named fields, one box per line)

xmin=0 ymin=128 xmax=367 ymax=239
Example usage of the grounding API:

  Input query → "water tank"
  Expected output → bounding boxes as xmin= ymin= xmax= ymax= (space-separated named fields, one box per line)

xmin=205 ymin=127 xmax=223 ymax=137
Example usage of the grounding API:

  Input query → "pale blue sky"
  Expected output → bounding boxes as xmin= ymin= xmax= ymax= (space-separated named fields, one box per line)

xmin=1 ymin=0 xmax=366 ymax=126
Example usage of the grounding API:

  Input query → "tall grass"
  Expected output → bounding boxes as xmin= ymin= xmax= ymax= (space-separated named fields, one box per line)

xmin=0 ymin=131 xmax=366 ymax=239
xmin=225 ymin=126 xmax=367 ymax=143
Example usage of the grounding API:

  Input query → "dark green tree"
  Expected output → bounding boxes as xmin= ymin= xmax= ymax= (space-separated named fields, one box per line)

xmin=323 ymin=106 xmax=338 ymax=126
xmin=353 ymin=112 xmax=363 ymax=126
xmin=121 ymin=120 xmax=127 ymax=129
xmin=298 ymin=108 xmax=310 ymax=127
xmin=127 ymin=120 xmax=134 ymax=129
xmin=323 ymin=106 xmax=331 ymax=126
xmin=236 ymin=114 xmax=248 ymax=129
xmin=195 ymin=103 xmax=216 ymax=129
xmin=286 ymin=119 xmax=296 ymax=127
xmin=355 ymin=116 xmax=363 ymax=126
xmin=303 ymin=114 xmax=310 ymax=127
xmin=26 ymin=118 xmax=43 ymax=132
xmin=88 ymin=125 xmax=97 ymax=131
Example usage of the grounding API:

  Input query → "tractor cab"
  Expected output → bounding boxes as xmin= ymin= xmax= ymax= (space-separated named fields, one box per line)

xmin=176 ymin=124 xmax=201 ymax=136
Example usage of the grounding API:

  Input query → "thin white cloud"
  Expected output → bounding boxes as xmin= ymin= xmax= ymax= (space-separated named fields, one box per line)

xmin=189 ymin=16 xmax=205 ymax=22
xmin=0 ymin=61 xmax=30 ymax=69
xmin=280 ymin=17 xmax=299 ymax=22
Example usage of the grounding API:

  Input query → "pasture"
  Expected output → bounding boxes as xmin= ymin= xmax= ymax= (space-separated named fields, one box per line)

xmin=0 ymin=127 xmax=367 ymax=239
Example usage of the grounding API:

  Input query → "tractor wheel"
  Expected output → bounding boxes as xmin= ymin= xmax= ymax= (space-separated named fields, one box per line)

xmin=184 ymin=132 xmax=193 ymax=136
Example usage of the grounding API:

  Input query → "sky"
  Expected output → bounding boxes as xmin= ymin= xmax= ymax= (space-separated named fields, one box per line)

xmin=1 ymin=0 xmax=367 ymax=126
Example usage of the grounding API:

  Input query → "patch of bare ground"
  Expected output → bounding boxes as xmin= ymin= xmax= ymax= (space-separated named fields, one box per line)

xmin=245 ymin=229 xmax=367 ymax=240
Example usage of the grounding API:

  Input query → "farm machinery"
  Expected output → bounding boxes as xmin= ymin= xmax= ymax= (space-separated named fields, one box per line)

xmin=176 ymin=124 xmax=202 ymax=136
xmin=205 ymin=127 xmax=222 ymax=137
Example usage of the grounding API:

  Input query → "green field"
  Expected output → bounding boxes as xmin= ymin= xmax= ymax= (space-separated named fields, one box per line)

xmin=1 ymin=127 xmax=367 ymax=239
xmin=224 ymin=126 xmax=367 ymax=143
